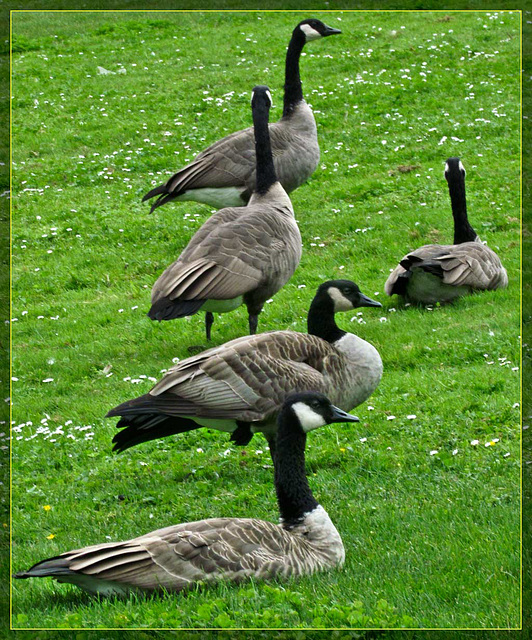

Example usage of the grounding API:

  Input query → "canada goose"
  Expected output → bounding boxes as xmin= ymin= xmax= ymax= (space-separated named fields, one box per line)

xmin=148 ymin=85 xmax=302 ymax=340
xmin=108 ymin=279 xmax=382 ymax=458
xmin=14 ymin=392 xmax=357 ymax=596
xmin=142 ymin=19 xmax=341 ymax=211
xmin=385 ymin=157 xmax=508 ymax=304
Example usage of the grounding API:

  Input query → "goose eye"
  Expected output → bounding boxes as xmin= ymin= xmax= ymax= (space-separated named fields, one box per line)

xmin=310 ymin=400 xmax=321 ymax=409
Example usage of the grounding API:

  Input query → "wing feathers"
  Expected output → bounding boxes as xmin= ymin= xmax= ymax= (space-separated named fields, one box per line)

xmin=142 ymin=183 xmax=166 ymax=202
xmin=75 ymin=551 xmax=151 ymax=576
xmin=385 ymin=241 xmax=507 ymax=299
xmin=108 ymin=332 xmax=337 ymax=430
xmin=147 ymin=297 xmax=205 ymax=321
xmin=168 ymin=261 xmax=218 ymax=299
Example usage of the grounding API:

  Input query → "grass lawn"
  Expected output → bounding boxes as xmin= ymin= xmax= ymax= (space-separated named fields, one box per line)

xmin=10 ymin=10 xmax=520 ymax=630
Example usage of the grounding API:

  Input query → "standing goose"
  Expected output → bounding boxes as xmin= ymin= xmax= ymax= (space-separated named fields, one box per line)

xmin=148 ymin=85 xmax=302 ymax=340
xmin=385 ymin=157 xmax=508 ymax=304
xmin=143 ymin=19 xmax=341 ymax=211
xmin=108 ymin=280 xmax=382 ymax=458
xmin=14 ymin=392 xmax=358 ymax=596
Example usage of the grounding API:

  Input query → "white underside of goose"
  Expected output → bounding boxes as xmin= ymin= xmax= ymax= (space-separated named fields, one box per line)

xmin=56 ymin=574 xmax=132 ymax=597
xmin=173 ymin=186 xmax=247 ymax=209
xmin=200 ymin=296 xmax=244 ymax=314
xmin=407 ymin=269 xmax=471 ymax=304
xmin=187 ymin=418 xmax=276 ymax=438
xmin=190 ymin=417 xmax=238 ymax=432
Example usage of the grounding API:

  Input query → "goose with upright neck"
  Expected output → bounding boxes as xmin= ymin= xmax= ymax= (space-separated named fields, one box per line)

xmin=385 ymin=157 xmax=508 ymax=304
xmin=15 ymin=393 xmax=357 ymax=596
xmin=142 ymin=19 xmax=341 ymax=211
xmin=108 ymin=279 xmax=382 ymax=458
xmin=148 ymin=85 xmax=302 ymax=340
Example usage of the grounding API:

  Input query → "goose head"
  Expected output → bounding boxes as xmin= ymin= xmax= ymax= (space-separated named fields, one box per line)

xmin=444 ymin=157 xmax=466 ymax=183
xmin=297 ymin=19 xmax=342 ymax=42
xmin=320 ymin=279 xmax=382 ymax=313
xmin=283 ymin=391 xmax=359 ymax=433
xmin=251 ymin=85 xmax=273 ymax=110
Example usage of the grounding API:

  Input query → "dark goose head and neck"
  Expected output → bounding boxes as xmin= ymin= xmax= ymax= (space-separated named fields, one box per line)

xmin=306 ymin=279 xmax=382 ymax=344
xmin=274 ymin=391 xmax=358 ymax=529
xmin=445 ymin=157 xmax=477 ymax=245
xmin=283 ymin=19 xmax=341 ymax=118
xmin=251 ymin=86 xmax=278 ymax=197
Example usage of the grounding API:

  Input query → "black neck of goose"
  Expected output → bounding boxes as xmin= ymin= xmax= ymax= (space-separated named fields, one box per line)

xmin=307 ymin=290 xmax=346 ymax=344
xmin=449 ymin=176 xmax=477 ymax=244
xmin=253 ymin=96 xmax=277 ymax=195
xmin=282 ymin=31 xmax=305 ymax=118
xmin=275 ymin=413 xmax=318 ymax=528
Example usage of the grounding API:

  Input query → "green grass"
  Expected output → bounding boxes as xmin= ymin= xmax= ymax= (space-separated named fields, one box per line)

xmin=10 ymin=10 xmax=520 ymax=630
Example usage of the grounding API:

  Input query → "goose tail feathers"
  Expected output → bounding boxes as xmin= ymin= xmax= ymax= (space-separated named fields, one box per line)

xmin=14 ymin=556 xmax=74 ymax=579
xmin=142 ymin=183 xmax=167 ymax=203
xmin=106 ymin=394 xmax=199 ymax=453
xmin=148 ymin=297 xmax=205 ymax=321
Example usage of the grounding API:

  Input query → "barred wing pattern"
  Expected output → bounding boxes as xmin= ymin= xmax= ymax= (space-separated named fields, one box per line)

xmin=151 ymin=202 xmax=301 ymax=306
xmin=385 ymin=240 xmax=508 ymax=298
xmin=15 ymin=515 xmax=343 ymax=595
xmin=149 ymin=331 xmax=347 ymax=422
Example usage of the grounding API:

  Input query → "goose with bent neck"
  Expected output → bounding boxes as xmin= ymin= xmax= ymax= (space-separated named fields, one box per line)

xmin=14 ymin=393 xmax=358 ymax=596
xmin=142 ymin=19 xmax=341 ymax=211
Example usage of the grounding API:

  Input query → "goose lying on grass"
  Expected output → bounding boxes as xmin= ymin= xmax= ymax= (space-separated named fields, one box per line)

xmin=109 ymin=279 xmax=382 ymax=458
xmin=15 ymin=392 xmax=358 ymax=596
xmin=148 ymin=85 xmax=301 ymax=341
xmin=143 ymin=19 xmax=341 ymax=211
xmin=385 ymin=157 xmax=508 ymax=304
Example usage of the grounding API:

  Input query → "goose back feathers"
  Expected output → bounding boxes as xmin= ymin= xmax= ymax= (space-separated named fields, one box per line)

xmin=109 ymin=280 xmax=382 ymax=454
xmin=385 ymin=158 xmax=508 ymax=304
xmin=15 ymin=393 xmax=358 ymax=596
xmin=143 ymin=19 xmax=341 ymax=211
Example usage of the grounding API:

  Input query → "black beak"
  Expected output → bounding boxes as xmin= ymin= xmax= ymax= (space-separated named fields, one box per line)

xmin=330 ymin=405 xmax=359 ymax=424
xmin=358 ymin=293 xmax=382 ymax=308
xmin=322 ymin=25 xmax=342 ymax=36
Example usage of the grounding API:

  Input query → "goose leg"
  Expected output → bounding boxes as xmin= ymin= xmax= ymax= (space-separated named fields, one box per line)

xmin=205 ymin=312 xmax=214 ymax=341
xmin=245 ymin=298 xmax=262 ymax=335
xmin=230 ymin=421 xmax=253 ymax=446
xmin=248 ymin=314 xmax=259 ymax=335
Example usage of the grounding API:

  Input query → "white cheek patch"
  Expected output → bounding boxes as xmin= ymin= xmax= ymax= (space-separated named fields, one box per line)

xmin=251 ymin=90 xmax=273 ymax=108
xmin=327 ymin=287 xmax=354 ymax=312
xmin=458 ymin=160 xmax=466 ymax=175
xmin=444 ymin=162 xmax=449 ymax=176
xmin=300 ymin=24 xmax=322 ymax=41
xmin=291 ymin=402 xmax=327 ymax=432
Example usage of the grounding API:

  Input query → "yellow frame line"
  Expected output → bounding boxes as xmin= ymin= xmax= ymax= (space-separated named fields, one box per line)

xmin=8 ymin=8 xmax=524 ymax=632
